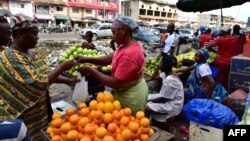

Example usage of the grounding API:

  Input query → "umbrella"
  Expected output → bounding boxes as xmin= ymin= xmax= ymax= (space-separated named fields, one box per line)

xmin=176 ymin=0 xmax=250 ymax=25
xmin=0 ymin=9 xmax=12 ymax=17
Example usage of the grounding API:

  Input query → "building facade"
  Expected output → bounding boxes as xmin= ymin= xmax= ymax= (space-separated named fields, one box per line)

xmin=121 ymin=0 xmax=178 ymax=25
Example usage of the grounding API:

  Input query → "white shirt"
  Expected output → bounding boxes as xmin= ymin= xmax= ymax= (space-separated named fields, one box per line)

xmin=195 ymin=63 xmax=212 ymax=77
xmin=147 ymin=73 xmax=184 ymax=122
xmin=163 ymin=33 xmax=176 ymax=53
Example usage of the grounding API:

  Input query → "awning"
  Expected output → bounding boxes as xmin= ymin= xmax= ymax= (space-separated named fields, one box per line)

xmin=71 ymin=17 xmax=82 ymax=22
xmin=54 ymin=15 xmax=70 ymax=20
xmin=35 ymin=14 xmax=54 ymax=20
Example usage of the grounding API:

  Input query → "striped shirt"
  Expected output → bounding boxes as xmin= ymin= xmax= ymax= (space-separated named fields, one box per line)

xmin=0 ymin=48 xmax=50 ymax=140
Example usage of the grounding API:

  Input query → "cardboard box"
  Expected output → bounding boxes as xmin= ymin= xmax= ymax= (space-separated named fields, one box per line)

xmin=189 ymin=121 xmax=223 ymax=141
xmin=231 ymin=55 xmax=250 ymax=75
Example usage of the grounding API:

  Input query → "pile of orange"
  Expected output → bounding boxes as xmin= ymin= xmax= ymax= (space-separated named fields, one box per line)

xmin=46 ymin=92 xmax=155 ymax=141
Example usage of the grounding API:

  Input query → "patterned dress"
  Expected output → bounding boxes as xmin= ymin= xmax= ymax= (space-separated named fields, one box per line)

xmin=0 ymin=48 xmax=49 ymax=140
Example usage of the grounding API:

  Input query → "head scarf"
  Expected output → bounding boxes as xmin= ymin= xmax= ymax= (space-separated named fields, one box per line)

xmin=112 ymin=16 xmax=139 ymax=33
xmin=199 ymin=25 xmax=206 ymax=33
xmin=10 ymin=14 xmax=37 ymax=32
xmin=198 ymin=48 xmax=209 ymax=62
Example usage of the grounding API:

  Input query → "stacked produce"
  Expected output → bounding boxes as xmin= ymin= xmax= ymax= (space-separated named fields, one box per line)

xmin=46 ymin=92 xmax=155 ymax=141
xmin=57 ymin=43 xmax=112 ymax=77
xmin=144 ymin=57 xmax=161 ymax=77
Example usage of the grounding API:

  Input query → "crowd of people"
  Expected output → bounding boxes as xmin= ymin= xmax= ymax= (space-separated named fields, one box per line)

xmin=0 ymin=13 xmax=249 ymax=140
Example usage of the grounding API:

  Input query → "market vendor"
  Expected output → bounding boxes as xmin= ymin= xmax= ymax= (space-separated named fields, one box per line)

xmin=177 ymin=49 xmax=215 ymax=102
xmin=0 ymin=16 xmax=11 ymax=51
xmin=81 ymin=31 xmax=96 ymax=49
xmin=146 ymin=54 xmax=184 ymax=131
xmin=206 ymin=25 xmax=238 ymax=90
xmin=76 ymin=16 xmax=148 ymax=115
xmin=0 ymin=14 xmax=78 ymax=140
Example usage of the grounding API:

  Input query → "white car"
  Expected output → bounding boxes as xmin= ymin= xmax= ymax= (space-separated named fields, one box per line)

xmin=79 ymin=23 xmax=112 ymax=40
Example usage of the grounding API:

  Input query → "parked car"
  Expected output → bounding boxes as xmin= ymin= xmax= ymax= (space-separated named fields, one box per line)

xmin=79 ymin=23 xmax=112 ymax=40
xmin=178 ymin=28 xmax=196 ymax=42
xmin=133 ymin=28 xmax=160 ymax=48
xmin=149 ymin=28 xmax=160 ymax=37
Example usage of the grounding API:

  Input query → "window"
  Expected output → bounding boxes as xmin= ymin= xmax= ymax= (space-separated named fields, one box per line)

xmin=147 ymin=10 xmax=153 ymax=16
xmin=86 ymin=9 xmax=92 ymax=14
xmin=139 ymin=9 xmax=146 ymax=15
xmin=156 ymin=7 xmax=158 ymax=10
xmin=56 ymin=7 xmax=63 ymax=11
xmin=72 ymin=8 xmax=79 ymax=13
xmin=36 ymin=5 xmax=50 ymax=14
xmin=141 ymin=5 xmax=144 ymax=8
xmin=149 ymin=6 xmax=151 ymax=9
xmin=163 ymin=8 xmax=165 ymax=11
xmin=0 ymin=3 xmax=2 ymax=8
xmin=169 ymin=9 xmax=171 ymax=12
xmin=20 ymin=4 xmax=25 ymax=8
xmin=161 ymin=12 xmax=166 ymax=17
xmin=154 ymin=11 xmax=160 ymax=16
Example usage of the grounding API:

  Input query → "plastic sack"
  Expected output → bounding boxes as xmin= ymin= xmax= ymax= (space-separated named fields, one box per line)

xmin=211 ymin=83 xmax=228 ymax=103
xmin=72 ymin=74 xmax=90 ymax=104
xmin=183 ymin=99 xmax=239 ymax=129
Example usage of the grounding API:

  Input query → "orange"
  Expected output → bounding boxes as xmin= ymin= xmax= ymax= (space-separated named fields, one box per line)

xmin=130 ymin=116 xmax=136 ymax=122
xmin=89 ymin=110 xmax=95 ymax=120
xmin=89 ymin=100 xmax=98 ymax=110
xmin=97 ymin=102 xmax=105 ymax=112
xmin=66 ymin=107 xmax=75 ymax=116
xmin=78 ymin=117 xmax=89 ymax=127
xmin=104 ymin=102 xmax=114 ymax=113
xmin=80 ymin=136 xmax=92 ymax=141
xmin=116 ymin=133 xmax=124 ymax=141
xmin=69 ymin=114 xmax=79 ymax=125
xmin=103 ymin=113 xmax=113 ymax=124
xmin=94 ymin=136 xmax=103 ymax=141
xmin=53 ymin=127 xmax=61 ymax=135
xmin=51 ymin=135 xmax=61 ymax=141
xmin=67 ymin=130 xmax=78 ymax=141
xmin=52 ymin=112 xmax=62 ymax=120
xmin=149 ymin=128 xmax=155 ymax=136
xmin=123 ymin=108 xmax=132 ymax=117
xmin=84 ymin=123 xmax=95 ymax=135
xmin=135 ymin=111 xmax=145 ymax=120
xmin=121 ymin=129 xmax=132 ymax=140
xmin=60 ymin=122 xmax=72 ymax=133
xmin=140 ymin=117 xmax=150 ymax=127
xmin=94 ymin=110 xmax=103 ymax=119
xmin=113 ymin=100 xmax=121 ymax=111
xmin=51 ymin=118 xmax=64 ymax=128
xmin=97 ymin=92 xmax=105 ymax=102
xmin=61 ymin=133 xmax=67 ymax=140
xmin=113 ymin=110 xmax=122 ymax=120
xmin=120 ymin=117 xmax=130 ymax=126
xmin=93 ymin=118 xmax=103 ymax=125
xmin=46 ymin=126 xmax=53 ymax=134
xmin=113 ymin=119 xmax=120 ymax=126
xmin=104 ymin=93 xmax=114 ymax=102
xmin=103 ymin=135 xmax=115 ymax=141
xmin=131 ymin=132 xmax=139 ymax=140
xmin=128 ymin=122 xmax=139 ymax=133
xmin=78 ymin=125 xmax=85 ymax=133
xmin=79 ymin=107 xmax=90 ymax=117
xmin=100 ymin=123 xmax=106 ymax=128
xmin=96 ymin=127 xmax=108 ymax=138
xmin=78 ymin=102 xmax=87 ymax=110
xmin=140 ymin=134 xmax=149 ymax=141
xmin=78 ymin=132 xmax=84 ymax=139
xmin=140 ymin=127 xmax=150 ymax=134
xmin=107 ymin=123 xmax=118 ymax=133
xmin=120 ymin=125 xmax=127 ymax=130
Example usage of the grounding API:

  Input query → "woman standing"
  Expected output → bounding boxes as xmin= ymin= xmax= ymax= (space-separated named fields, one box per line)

xmin=76 ymin=16 xmax=148 ymax=115
xmin=0 ymin=14 xmax=77 ymax=140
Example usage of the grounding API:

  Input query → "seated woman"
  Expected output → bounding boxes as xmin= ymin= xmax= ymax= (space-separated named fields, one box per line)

xmin=146 ymin=54 xmax=184 ymax=131
xmin=0 ymin=14 xmax=77 ymax=140
xmin=178 ymin=49 xmax=216 ymax=102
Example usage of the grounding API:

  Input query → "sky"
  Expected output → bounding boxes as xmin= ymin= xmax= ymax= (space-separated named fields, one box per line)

xmin=167 ymin=0 xmax=250 ymax=22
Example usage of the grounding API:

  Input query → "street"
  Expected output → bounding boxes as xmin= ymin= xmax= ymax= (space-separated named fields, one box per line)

xmin=38 ymin=32 xmax=82 ymax=42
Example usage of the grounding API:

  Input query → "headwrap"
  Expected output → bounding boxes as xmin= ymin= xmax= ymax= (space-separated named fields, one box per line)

xmin=198 ymin=48 xmax=209 ymax=62
xmin=112 ymin=16 xmax=139 ymax=33
xmin=199 ymin=25 xmax=206 ymax=33
xmin=10 ymin=14 xmax=37 ymax=32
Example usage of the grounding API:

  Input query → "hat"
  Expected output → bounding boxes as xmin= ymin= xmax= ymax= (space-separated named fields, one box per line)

xmin=220 ymin=25 xmax=231 ymax=32
xmin=10 ymin=13 xmax=37 ymax=31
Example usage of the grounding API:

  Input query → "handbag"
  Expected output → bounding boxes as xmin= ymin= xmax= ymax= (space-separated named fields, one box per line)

xmin=72 ymin=73 xmax=90 ymax=104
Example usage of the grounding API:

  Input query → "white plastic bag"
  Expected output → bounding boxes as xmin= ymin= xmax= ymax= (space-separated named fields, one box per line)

xmin=72 ymin=73 xmax=90 ymax=104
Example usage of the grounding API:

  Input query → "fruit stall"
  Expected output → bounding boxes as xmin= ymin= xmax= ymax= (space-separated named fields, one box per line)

xmin=41 ymin=92 xmax=174 ymax=141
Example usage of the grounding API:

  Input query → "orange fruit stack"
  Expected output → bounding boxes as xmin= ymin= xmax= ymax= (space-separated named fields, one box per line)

xmin=46 ymin=92 xmax=155 ymax=141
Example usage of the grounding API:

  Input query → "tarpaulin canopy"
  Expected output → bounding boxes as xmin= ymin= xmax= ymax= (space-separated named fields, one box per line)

xmin=176 ymin=0 xmax=250 ymax=13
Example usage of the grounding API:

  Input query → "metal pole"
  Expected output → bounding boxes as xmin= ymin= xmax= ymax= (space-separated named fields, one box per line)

xmin=220 ymin=0 xmax=223 ymax=26
xmin=104 ymin=0 xmax=106 ymax=22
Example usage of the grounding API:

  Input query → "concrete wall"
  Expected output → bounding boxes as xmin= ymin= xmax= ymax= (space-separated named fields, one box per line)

xmin=68 ymin=7 xmax=83 ymax=19
xmin=51 ymin=5 xmax=68 ymax=16
xmin=9 ymin=0 xmax=33 ymax=17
